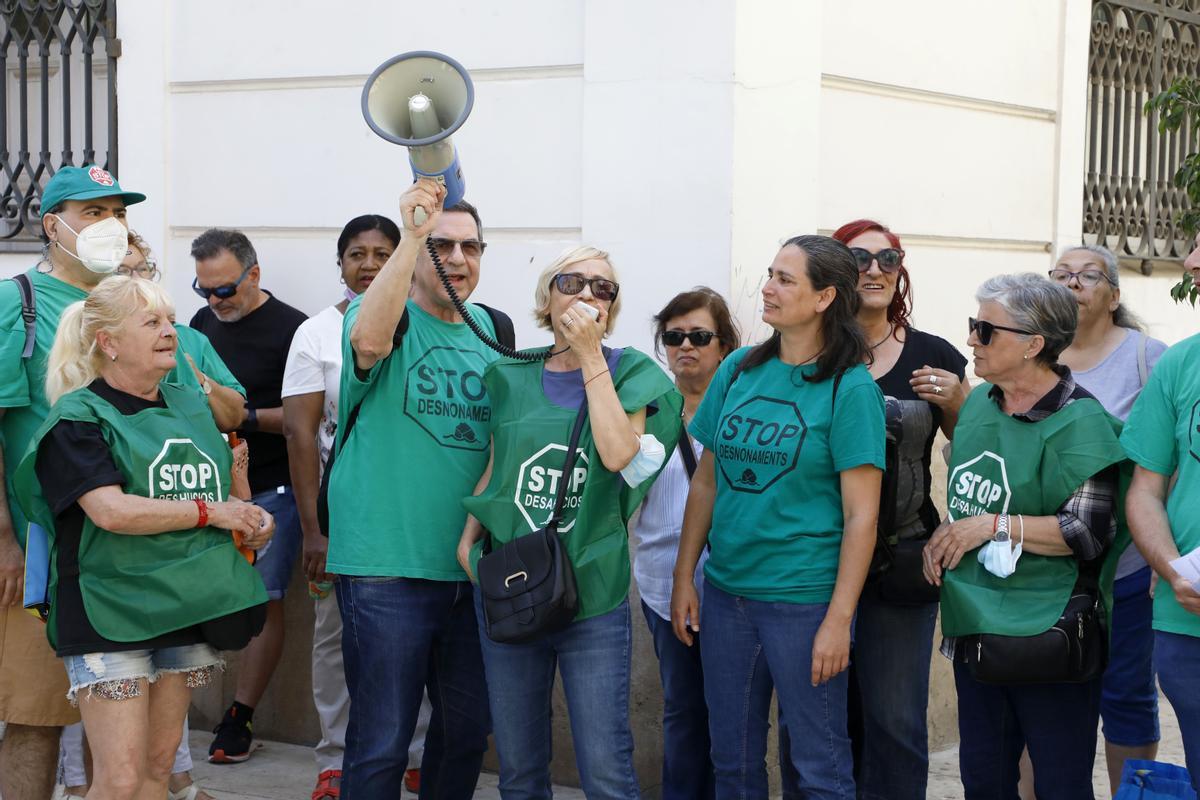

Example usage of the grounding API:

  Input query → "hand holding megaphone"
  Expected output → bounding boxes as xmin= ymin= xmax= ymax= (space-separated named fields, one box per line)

xmin=362 ymin=51 xmax=473 ymax=225
xmin=399 ymin=178 xmax=447 ymax=237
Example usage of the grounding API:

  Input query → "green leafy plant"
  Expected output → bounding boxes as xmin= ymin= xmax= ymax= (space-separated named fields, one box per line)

xmin=1145 ymin=77 xmax=1200 ymax=305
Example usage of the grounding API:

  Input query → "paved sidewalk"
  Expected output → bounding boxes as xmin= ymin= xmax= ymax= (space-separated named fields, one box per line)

xmin=187 ymin=692 xmax=1185 ymax=799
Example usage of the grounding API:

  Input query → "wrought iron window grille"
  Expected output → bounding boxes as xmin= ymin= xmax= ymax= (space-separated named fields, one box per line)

xmin=0 ymin=0 xmax=119 ymax=252
xmin=1086 ymin=0 xmax=1200 ymax=274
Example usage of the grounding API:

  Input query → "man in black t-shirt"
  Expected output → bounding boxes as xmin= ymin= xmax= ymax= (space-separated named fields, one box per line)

xmin=189 ymin=228 xmax=307 ymax=764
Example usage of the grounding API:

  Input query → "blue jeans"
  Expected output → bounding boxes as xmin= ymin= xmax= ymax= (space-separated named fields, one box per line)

xmin=780 ymin=583 xmax=936 ymax=800
xmin=953 ymin=657 xmax=1101 ymax=799
xmin=337 ymin=577 xmax=489 ymax=799
xmin=701 ymin=581 xmax=853 ymax=800
xmin=251 ymin=486 xmax=301 ymax=599
xmin=476 ymin=592 xmax=639 ymax=800
xmin=1101 ymin=567 xmax=1160 ymax=746
xmin=641 ymin=600 xmax=715 ymax=800
xmin=1155 ymin=630 xmax=1200 ymax=792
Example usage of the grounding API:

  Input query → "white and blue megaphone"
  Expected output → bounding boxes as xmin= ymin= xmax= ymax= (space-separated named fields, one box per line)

xmin=361 ymin=51 xmax=474 ymax=218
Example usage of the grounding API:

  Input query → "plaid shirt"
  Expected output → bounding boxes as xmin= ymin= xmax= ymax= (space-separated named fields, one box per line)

xmin=940 ymin=366 xmax=1117 ymax=659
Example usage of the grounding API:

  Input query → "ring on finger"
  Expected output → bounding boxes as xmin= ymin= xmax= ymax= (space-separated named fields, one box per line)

xmin=564 ymin=318 xmax=574 ymax=327
xmin=930 ymin=374 xmax=939 ymax=385
xmin=934 ymin=385 xmax=943 ymax=395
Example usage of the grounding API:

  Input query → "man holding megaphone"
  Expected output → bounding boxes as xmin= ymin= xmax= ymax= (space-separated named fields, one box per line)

xmin=324 ymin=178 xmax=511 ymax=796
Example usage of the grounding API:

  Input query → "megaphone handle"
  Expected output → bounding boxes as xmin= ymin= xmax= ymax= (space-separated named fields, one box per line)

xmin=410 ymin=174 xmax=448 ymax=228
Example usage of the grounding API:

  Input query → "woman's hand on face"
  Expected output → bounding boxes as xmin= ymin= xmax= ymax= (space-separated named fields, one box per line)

xmin=811 ymin=615 xmax=851 ymax=686
xmin=559 ymin=303 xmax=607 ymax=358
xmin=910 ymin=366 xmax=966 ymax=412
xmin=399 ymin=178 xmax=447 ymax=238
xmin=670 ymin=577 xmax=701 ymax=647
xmin=923 ymin=516 xmax=994 ymax=583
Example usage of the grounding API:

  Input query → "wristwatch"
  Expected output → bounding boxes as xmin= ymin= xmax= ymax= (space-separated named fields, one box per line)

xmin=993 ymin=513 xmax=1011 ymax=543
xmin=243 ymin=405 xmax=258 ymax=432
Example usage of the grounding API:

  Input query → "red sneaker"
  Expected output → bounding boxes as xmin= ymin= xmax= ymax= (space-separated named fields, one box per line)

xmin=311 ymin=769 xmax=342 ymax=800
xmin=404 ymin=769 xmax=420 ymax=793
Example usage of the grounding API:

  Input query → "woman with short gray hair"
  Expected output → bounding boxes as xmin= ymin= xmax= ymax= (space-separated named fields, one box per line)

xmin=1053 ymin=245 xmax=1168 ymax=793
xmin=922 ymin=272 xmax=1127 ymax=799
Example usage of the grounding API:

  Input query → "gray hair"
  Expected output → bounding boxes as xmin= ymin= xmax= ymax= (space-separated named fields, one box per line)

xmin=190 ymin=228 xmax=259 ymax=271
xmin=975 ymin=273 xmax=1078 ymax=365
xmin=1056 ymin=244 xmax=1144 ymax=331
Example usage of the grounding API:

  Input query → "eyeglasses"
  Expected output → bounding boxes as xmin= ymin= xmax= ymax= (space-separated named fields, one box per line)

xmin=662 ymin=330 xmax=717 ymax=347
xmin=192 ymin=265 xmax=252 ymax=300
xmin=117 ymin=257 xmax=159 ymax=281
xmin=968 ymin=316 xmax=1035 ymax=346
xmin=552 ymin=273 xmax=620 ymax=302
xmin=429 ymin=237 xmax=487 ymax=260
xmin=1047 ymin=268 xmax=1114 ymax=288
xmin=850 ymin=247 xmax=904 ymax=273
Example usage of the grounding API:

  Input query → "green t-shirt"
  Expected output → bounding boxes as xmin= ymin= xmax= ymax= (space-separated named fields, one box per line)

xmin=326 ymin=299 xmax=500 ymax=579
xmin=170 ymin=324 xmax=246 ymax=398
xmin=689 ymin=348 xmax=886 ymax=604
xmin=1121 ymin=332 xmax=1200 ymax=638
xmin=0 ymin=270 xmax=88 ymax=547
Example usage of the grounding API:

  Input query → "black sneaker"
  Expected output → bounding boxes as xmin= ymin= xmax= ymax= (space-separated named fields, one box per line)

xmin=208 ymin=703 xmax=254 ymax=763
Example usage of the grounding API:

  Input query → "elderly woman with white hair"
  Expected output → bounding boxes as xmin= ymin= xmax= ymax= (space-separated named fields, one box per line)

xmin=1052 ymin=244 xmax=1169 ymax=792
xmin=456 ymin=246 xmax=681 ymax=799
xmin=922 ymin=273 xmax=1128 ymax=800
xmin=12 ymin=276 xmax=273 ymax=800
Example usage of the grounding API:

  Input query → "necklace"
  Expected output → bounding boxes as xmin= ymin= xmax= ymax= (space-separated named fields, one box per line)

xmin=869 ymin=324 xmax=895 ymax=350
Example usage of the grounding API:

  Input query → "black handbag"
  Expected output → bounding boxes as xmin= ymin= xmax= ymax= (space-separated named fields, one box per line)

xmin=963 ymin=591 xmax=1108 ymax=685
xmin=476 ymin=402 xmax=588 ymax=644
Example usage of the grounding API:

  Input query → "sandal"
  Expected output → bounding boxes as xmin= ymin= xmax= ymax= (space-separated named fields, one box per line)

xmin=312 ymin=769 xmax=342 ymax=800
xmin=168 ymin=783 xmax=214 ymax=800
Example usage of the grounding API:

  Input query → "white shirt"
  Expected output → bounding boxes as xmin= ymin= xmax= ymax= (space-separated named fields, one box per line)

xmin=632 ymin=435 xmax=706 ymax=621
xmin=281 ymin=304 xmax=344 ymax=476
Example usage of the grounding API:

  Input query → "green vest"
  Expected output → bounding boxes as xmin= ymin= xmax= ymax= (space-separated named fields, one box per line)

xmin=13 ymin=382 xmax=267 ymax=648
xmin=940 ymin=387 xmax=1129 ymax=638
xmin=463 ymin=348 xmax=682 ymax=620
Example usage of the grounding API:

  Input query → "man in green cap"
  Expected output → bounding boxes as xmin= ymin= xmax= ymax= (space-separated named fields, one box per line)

xmin=0 ymin=164 xmax=144 ymax=799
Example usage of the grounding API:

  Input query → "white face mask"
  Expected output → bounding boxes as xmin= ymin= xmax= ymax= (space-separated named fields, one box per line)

xmin=977 ymin=518 xmax=1024 ymax=579
xmin=52 ymin=215 xmax=129 ymax=275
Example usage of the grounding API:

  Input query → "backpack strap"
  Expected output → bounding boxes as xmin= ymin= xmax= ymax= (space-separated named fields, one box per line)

xmin=392 ymin=302 xmax=516 ymax=350
xmin=11 ymin=273 xmax=36 ymax=359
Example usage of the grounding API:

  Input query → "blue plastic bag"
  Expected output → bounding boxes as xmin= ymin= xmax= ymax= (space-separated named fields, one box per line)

xmin=1116 ymin=759 xmax=1198 ymax=800
xmin=22 ymin=522 xmax=49 ymax=620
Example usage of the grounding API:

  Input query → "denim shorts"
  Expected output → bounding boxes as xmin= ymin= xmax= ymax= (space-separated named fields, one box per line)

xmin=1101 ymin=566 xmax=1160 ymax=745
xmin=252 ymin=485 xmax=301 ymax=599
xmin=61 ymin=643 xmax=222 ymax=705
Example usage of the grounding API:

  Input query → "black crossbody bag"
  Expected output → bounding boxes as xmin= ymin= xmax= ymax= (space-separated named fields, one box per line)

xmin=477 ymin=402 xmax=588 ymax=644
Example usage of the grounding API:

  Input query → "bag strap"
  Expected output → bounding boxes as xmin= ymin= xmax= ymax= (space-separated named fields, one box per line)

xmin=545 ymin=401 xmax=590 ymax=534
xmin=11 ymin=273 xmax=36 ymax=359
xmin=1136 ymin=331 xmax=1148 ymax=388
xmin=677 ymin=425 xmax=698 ymax=480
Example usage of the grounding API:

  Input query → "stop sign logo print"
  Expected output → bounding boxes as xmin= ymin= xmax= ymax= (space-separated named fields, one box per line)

xmin=147 ymin=439 xmax=222 ymax=501
xmin=88 ymin=166 xmax=115 ymax=186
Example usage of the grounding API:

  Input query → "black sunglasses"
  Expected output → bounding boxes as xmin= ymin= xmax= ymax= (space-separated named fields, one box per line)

xmin=429 ymin=237 xmax=487 ymax=259
xmin=849 ymin=247 xmax=904 ymax=273
xmin=662 ymin=330 xmax=717 ymax=347
xmin=553 ymin=273 xmax=620 ymax=302
xmin=968 ymin=316 xmax=1035 ymax=346
xmin=192 ymin=265 xmax=252 ymax=300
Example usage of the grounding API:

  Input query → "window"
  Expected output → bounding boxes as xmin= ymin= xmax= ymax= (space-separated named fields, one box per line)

xmin=0 ymin=0 xmax=119 ymax=251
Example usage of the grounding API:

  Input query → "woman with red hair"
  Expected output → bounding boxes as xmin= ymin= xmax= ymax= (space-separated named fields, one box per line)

xmin=781 ymin=220 xmax=970 ymax=800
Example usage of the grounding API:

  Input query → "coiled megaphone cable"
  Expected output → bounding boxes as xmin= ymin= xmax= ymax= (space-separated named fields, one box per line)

xmin=426 ymin=238 xmax=565 ymax=362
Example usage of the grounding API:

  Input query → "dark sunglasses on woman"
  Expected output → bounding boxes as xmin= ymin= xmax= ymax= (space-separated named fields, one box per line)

xmin=968 ymin=316 xmax=1035 ymax=346
xmin=850 ymin=247 xmax=904 ymax=273
xmin=662 ymin=330 xmax=717 ymax=347
xmin=553 ymin=273 xmax=620 ymax=302
xmin=192 ymin=265 xmax=252 ymax=300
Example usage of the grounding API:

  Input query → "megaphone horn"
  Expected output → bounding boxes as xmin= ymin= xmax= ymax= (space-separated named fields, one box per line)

xmin=362 ymin=51 xmax=474 ymax=220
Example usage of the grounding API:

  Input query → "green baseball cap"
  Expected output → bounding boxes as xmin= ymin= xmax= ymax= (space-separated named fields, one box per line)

xmin=39 ymin=165 xmax=146 ymax=217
